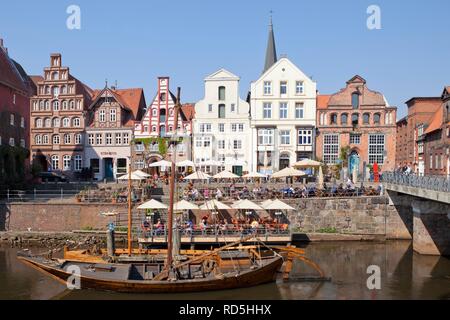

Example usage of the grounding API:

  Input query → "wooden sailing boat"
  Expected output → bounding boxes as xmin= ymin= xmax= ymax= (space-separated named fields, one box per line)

xmin=18 ymin=87 xmax=284 ymax=293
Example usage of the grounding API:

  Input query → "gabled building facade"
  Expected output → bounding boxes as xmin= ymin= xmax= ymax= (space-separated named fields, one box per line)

xmin=84 ymin=86 xmax=146 ymax=180
xmin=249 ymin=20 xmax=317 ymax=174
xmin=316 ymin=76 xmax=397 ymax=175
xmin=133 ymin=77 xmax=193 ymax=171
xmin=193 ymin=69 xmax=251 ymax=175
xmin=30 ymin=53 xmax=93 ymax=177
xmin=0 ymin=39 xmax=35 ymax=187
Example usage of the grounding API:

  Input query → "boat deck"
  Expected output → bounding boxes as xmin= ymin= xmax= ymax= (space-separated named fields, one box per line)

xmin=138 ymin=234 xmax=291 ymax=245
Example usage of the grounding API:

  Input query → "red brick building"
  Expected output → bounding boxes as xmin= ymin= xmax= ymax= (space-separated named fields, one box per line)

xmin=316 ymin=75 xmax=397 ymax=176
xmin=422 ymin=87 xmax=450 ymax=176
xmin=395 ymin=97 xmax=442 ymax=174
xmin=30 ymin=53 xmax=93 ymax=176
xmin=0 ymin=39 xmax=35 ymax=187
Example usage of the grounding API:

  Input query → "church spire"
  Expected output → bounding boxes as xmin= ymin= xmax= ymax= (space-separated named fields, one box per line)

xmin=263 ymin=12 xmax=277 ymax=73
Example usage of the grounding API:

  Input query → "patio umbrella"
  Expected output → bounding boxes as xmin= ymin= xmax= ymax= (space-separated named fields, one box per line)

xmin=260 ymin=199 xmax=274 ymax=209
xmin=117 ymin=172 xmax=145 ymax=181
xmin=213 ymin=170 xmax=239 ymax=179
xmin=176 ymin=160 xmax=195 ymax=167
xmin=271 ymin=167 xmax=307 ymax=179
xmin=264 ymin=199 xmax=295 ymax=211
xmin=133 ymin=170 xmax=150 ymax=178
xmin=352 ymin=167 xmax=358 ymax=184
xmin=200 ymin=200 xmax=231 ymax=210
xmin=101 ymin=211 xmax=118 ymax=216
xmin=292 ymin=159 xmax=323 ymax=168
xmin=242 ymin=172 xmax=267 ymax=179
xmin=173 ymin=200 xmax=199 ymax=211
xmin=137 ymin=199 xmax=168 ymax=210
xmin=149 ymin=160 xmax=173 ymax=168
xmin=184 ymin=171 xmax=212 ymax=181
xmin=318 ymin=166 xmax=324 ymax=190
xmin=231 ymin=199 xmax=263 ymax=210
xmin=198 ymin=160 xmax=221 ymax=166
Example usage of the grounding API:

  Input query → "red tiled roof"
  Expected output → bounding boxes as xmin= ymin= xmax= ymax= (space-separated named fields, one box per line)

xmin=0 ymin=48 xmax=29 ymax=93
xmin=181 ymin=103 xmax=195 ymax=120
xmin=29 ymin=75 xmax=44 ymax=87
xmin=424 ymin=107 xmax=443 ymax=135
xmin=316 ymin=95 xmax=332 ymax=110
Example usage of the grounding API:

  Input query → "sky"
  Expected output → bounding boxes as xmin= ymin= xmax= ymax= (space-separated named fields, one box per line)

xmin=1 ymin=0 xmax=449 ymax=118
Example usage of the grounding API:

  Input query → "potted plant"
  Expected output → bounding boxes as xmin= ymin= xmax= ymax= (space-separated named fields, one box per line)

xmin=111 ymin=191 xmax=119 ymax=204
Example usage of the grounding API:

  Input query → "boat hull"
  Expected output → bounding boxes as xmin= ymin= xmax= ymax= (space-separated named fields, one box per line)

xmin=18 ymin=256 xmax=283 ymax=294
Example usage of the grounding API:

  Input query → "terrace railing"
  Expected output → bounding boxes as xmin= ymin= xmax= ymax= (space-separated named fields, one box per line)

xmin=383 ymin=172 xmax=450 ymax=193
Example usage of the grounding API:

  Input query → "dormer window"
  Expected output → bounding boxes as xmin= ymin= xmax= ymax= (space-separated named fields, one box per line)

xmin=352 ymin=92 xmax=360 ymax=109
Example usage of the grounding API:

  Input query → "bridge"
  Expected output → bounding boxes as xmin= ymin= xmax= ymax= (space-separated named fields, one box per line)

xmin=383 ymin=172 xmax=450 ymax=256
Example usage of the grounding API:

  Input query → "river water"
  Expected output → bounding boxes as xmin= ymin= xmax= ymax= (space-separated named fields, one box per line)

xmin=1 ymin=241 xmax=449 ymax=300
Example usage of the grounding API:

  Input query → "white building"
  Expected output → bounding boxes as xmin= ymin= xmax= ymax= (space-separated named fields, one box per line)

xmin=193 ymin=69 xmax=251 ymax=176
xmin=249 ymin=20 xmax=317 ymax=174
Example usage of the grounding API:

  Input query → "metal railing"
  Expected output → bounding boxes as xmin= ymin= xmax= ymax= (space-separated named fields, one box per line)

xmin=383 ymin=172 xmax=450 ymax=193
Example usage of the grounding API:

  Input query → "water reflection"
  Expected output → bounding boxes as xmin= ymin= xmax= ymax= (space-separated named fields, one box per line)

xmin=0 ymin=241 xmax=449 ymax=300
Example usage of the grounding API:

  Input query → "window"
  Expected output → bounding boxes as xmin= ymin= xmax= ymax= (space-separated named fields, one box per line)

xmin=51 ymin=155 xmax=59 ymax=170
xmin=45 ymin=100 xmax=50 ymax=110
xmin=20 ymin=139 xmax=25 ymax=148
xmin=280 ymin=81 xmax=287 ymax=94
xmin=10 ymin=114 xmax=14 ymax=126
xmin=199 ymin=123 xmax=212 ymax=133
xmin=35 ymin=135 xmax=42 ymax=145
xmin=63 ymin=155 xmax=71 ymax=171
xmin=195 ymin=137 xmax=202 ymax=148
xmin=330 ymin=113 xmax=338 ymax=125
xmin=218 ymin=123 xmax=225 ymax=133
xmin=110 ymin=109 xmax=116 ymax=122
xmin=418 ymin=142 xmax=424 ymax=154
xmin=298 ymin=129 xmax=312 ymax=145
xmin=70 ymin=100 xmax=75 ymax=110
xmin=73 ymin=118 xmax=80 ymax=127
xmin=90 ymin=159 xmax=100 ymax=173
xmin=258 ymin=129 xmax=274 ymax=146
xmin=323 ymin=134 xmax=339 ymax=164
xmin=218 ymin=140 xmax=225 ymax=149
xmin=279 ymin=103 xmax=288 ymax=119
xmin=218 ymin=104 xmax=226 ymax=119
xmin=53 ymin=135 xmax=60 ymax=145
xmin=115 ymin=133 xmax=122 ymax=145
xmin=363 ymin=113 xmax=370 ymax=125
xmin=9 ymin=138 xmax=14 ymax=146
xmin=52 ymin=117 xmax=60 ymax=128
xmin=295 ymin=103 xmax=304 ymax=119
xmin=117 ymin=158 xmax=127 ymax=174
xmin=352 ymin=93 xmax=359 ymax=109
xmin=238 ymin=123 xmax=244 ymax=132
xmin=96 ymin=134 xmax=103 ymax=145
xmin=61 ymin=85 xmax=67 ymax=94
xmin=62 ymin=101 xmax=68 ymax=110
xmin=20 ymin=117 xmax=25 ymax=128
xmin=280 ymin=130 xmax=290 ymax=145
xmin=152 ymin=109 xmax=157 ymax=116
xmin=36 ymin=118 xmax=43 ymax=128
xmin=53 ymin=100 xmax=59 ymax=111
xmin=74 ymin=155 xmax=82 ymax=171
xmin=231 ymin=104 xmax=235 ymax=112
xmin=218 ymin=154 xmax=226 ymax=162
xmin=430 ymin=155 xmax=433 ymax=169
xmin=75 ymin=134 xmax=82 ymax=145
xmin=263 ymin=103 xmax=272 ymax=119
xmin=152 ymin=126 xmax=156 ymax=132
xmin=160 ymin=93 xmax=166 ymax=102
xmin=218 ymin=86 xmax=226 ymax=101
xmin=64 ymin=134 xmax=71 ymax=144
xmin=13 ymin=94 xmax=16 ymax=104
xmin=352 ymin=114 xmax=359 ymax=126
xmin=99 ymin=110 xmax=105 ymax=122
xmin=45 ymin=118 xmax=51 ymax=127
xmin=263 ymin=81 xmax=272 ymax=95
xmin=368 ymin=134 xmax=385 ymax=164
xmin=341 ymin=113 xmax=348 ymax=125
xmin=203 ymin=137 xmax=211 ymax=147
xmin=233 ymin=140 xmax=242 ymax=149
xmin=106 ymin=133 xmax=113 ymax=145
xmin=53 ymin=86 xmax=59 ymax=97
xmin=231 ymin=124 xmax=237 ymax=132
xmin=123 ymin=133 xmax=129 ymax=144
xmin=374 ymin=113 xmax=381 ymax=124
xmin=62 ymin=118 xmax=70 ymax=127
xmin=43 ymin=135 xmax=49 ymax=144
xmin=296 ymin=81 xmax=304 ymax=94
xmin=52 ymin=72 xmax=58 ymax=80
xmin=350 ymin=133 xmax=361 ymax=144
xmin=134 ymin=160 xmax=144 ymax=170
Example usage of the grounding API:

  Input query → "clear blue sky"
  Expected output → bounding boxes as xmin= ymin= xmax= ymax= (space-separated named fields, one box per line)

xmin=1 ymin=0 xmax=449 ymax=118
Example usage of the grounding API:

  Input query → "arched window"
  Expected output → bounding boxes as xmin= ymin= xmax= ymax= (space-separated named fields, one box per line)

xmin=341 ymin=113 xmax=348 ymax=125
xmin=39 ymin=101 xmax=45 ymax=110
xmin=218 ymin=86 xmax=226 ymax=101
xmin=152 ymin=109 xmax=157 ymax=116
xmin=73 ymin=118 xmax=81 ymax=127
xmin=52 ymin=72 xmax=58 ymax=80
xmin=363 ymin=113 xmax=370 ymax=124
xmin=43 ymin=135 xmax=49 ymax=144
xmin=62 ymin=101 xmax=68 ymax=110
xmin=374 ymin=113 xmax=381 ymax=124
xmin=70 ymin=100 xmax=75 ymax=110
xmin=352 ymin=93 xmax=359 ymax=109
xmin=52 ymin=86 xmax=59 ymax=96
xmin=77 ymin=100 xmax=81 ymax=110
xmin=75 ymin=134 xmax=82 ymax=145
xmin=44 ymin=118 xmax=51 ymax=128
xmin=62 ymin=118 xmax=70 ymax=127
xmin=53 ymin=135 xmax=60 ymax=145
xmin=36 ymin=118 xmax=43 ymax=128
xmin=64 ymin=134 xmax=71 ymax=144
xmin=61 ymin=85 xmax=67 ymax=94
xmin=35 ymin=135 xmax=42 ymax=145
xmin=330 ymin=113 xmax=338 ymax=125
xmin=53 ymin=117 xmax=60 ymax=127
xmin=63 ymin=155 xmax=71 ymax=171
xmin=160 ymin=93 xmax=166 ymax=102
xmin=53 ymin=100 xmax=59 ymax=111
xmin=352 ymin=113 xmax=359 ymax=126
xmin=152 ymin=126 xmax=157 ymax=132
xmin=45 ymin=100 xmax=50 ymax=110
xmin=51 ymin=155 xmax=59 ymax=170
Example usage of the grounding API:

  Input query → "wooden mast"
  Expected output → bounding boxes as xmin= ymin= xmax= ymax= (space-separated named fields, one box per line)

xmin=166 ymin=87 xmax=182 ymax=269
xmin=127 ymin=161 xmax=132 ymax=256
